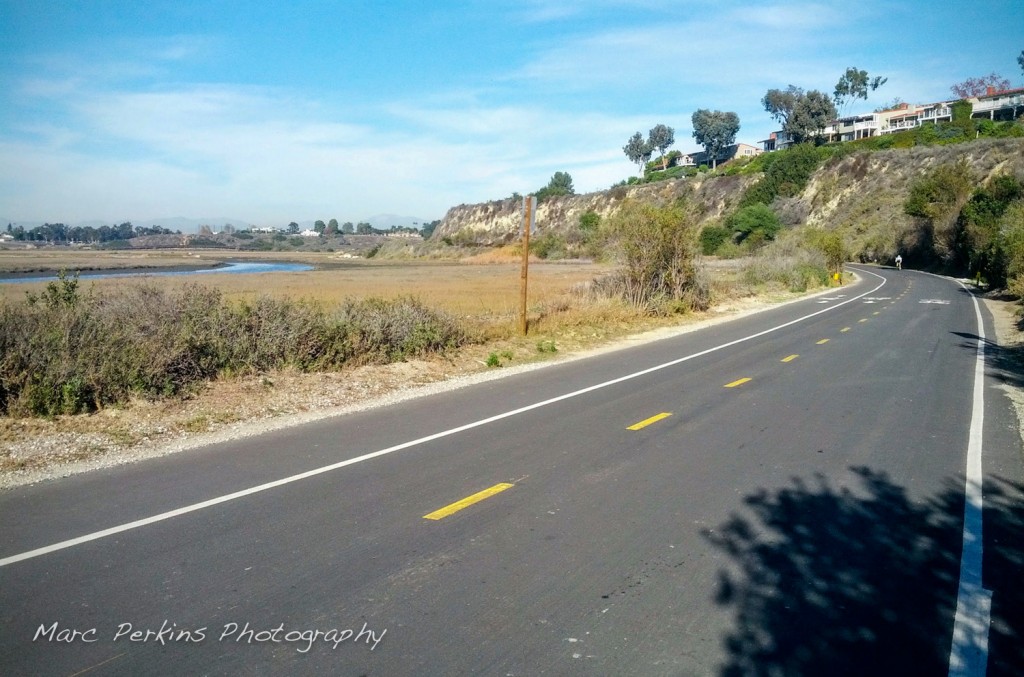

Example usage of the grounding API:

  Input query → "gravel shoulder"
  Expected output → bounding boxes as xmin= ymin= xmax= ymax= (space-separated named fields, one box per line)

xmin=3 ymin=281 xmax=1022 ymax=490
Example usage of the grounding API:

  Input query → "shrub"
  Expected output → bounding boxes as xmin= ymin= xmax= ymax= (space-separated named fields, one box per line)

xmin=740 ymin=143 xmax=827 ymax=208
xmin=728 ymin=204 xmax=782 ymax=244
xmin=700 ymin=225 xmax=732 ymax=255
xmin=601 ymin=199 xmax=710 ymax=313
xmin=742 ymin=238 xmax=831 ymax=292
xmin=531 ymin=231 xmax=567 ymax=259
xmin=579 ymin=211 xmax=601 ymax=233
xmin=0 ymin=285 xmax=468 ymax=417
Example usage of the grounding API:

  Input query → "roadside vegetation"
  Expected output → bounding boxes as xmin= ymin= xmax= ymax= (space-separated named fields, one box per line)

xmin=0 ymin=273 xmax=467 ymax=417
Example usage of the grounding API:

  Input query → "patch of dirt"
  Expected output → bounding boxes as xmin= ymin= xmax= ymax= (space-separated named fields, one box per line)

xmin=984 ymin=295 xmax=1024 ymax=438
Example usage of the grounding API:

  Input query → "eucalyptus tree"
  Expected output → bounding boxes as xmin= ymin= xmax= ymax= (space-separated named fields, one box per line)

xmin=691 ymin=110 xmax=740 ymax=169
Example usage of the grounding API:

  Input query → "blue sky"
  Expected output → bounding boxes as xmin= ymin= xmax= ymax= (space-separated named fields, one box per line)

xmin=1 ymin=0 xmax=1021 ymax=226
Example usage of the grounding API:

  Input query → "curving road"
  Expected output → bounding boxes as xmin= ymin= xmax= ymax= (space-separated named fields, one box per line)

xmin=2 ymin=266 xmax=1023 ymax=676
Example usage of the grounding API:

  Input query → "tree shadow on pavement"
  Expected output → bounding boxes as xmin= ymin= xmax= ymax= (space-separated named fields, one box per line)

xmin=704 ymin=467 xmax=1024 ymax=677
xmin=952 ymin=331 xmax=1024 ymax=390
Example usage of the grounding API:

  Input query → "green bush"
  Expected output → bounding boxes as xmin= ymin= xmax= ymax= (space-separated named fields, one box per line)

xmin=728 ymin=204 xmax=782 ymax=244
xmin=531 ymin=231 xmax=567 ymax=259
xmin=579 ymin=211 xmax=601 ymax=233
xmin=960 ymin=175 xmax=1024 ymax=285
xmin=700 ymin=225 xmax=732 ymax=255
xmin=739 ymin=143 xmax=827 ymax=207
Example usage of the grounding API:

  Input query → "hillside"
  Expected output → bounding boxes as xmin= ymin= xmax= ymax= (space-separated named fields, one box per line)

xmin=432 ymin=138 xmax=1024 ymax=265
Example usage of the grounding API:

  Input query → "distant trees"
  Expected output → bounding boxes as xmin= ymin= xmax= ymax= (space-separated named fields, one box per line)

xmin=7 ymin=222 xmax=177 ymax=243
xmin=691 ymin=110 xmax=740 ymax=169
xmin=287 ymin=222 xmax=300 ymax=234
xmin=535 ymin=171 xmax=575 ymax=202
xmin=833 ymin=67 xmax=887 ymax=115
xmin=622 ymin=124 xmax=676 ymax=176
xmin=763 ymin=85 xmax=837 ymax=144
xmin=1019 ymin=50 xmax=1024 ymax=76
xmin=314 ymin=219 xmax=326 ymax=234
xmin=342 ymin=221 xmax=354 ymax=234
xmin=951 ymin=73 xmax=1011 ymax=98
xmin=421 ymin=220 xmax=440 ymax=239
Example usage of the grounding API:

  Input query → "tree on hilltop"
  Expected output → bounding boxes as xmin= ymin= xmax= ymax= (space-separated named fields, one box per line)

xmin=535 ymin=171 xmax=575 ymax=202
xmin=788 ymin=90 xmax=837 ymax=144
xmin=833 ymin=67 xmax=887 ymax=115
xmin=762 ymin=85 xmax=803 ymax=130
xmin=951 ymin=73 xmax=1011 ymax=98
xmin=623 ymin=131 xmax=653 ymax=177
xmin=691 ymin=110 xmax=739 ymax=169
xmin=647 ymin=124 xmax=676 ymax=170
xmin=763 ymin=85 xmax=836 ymax=144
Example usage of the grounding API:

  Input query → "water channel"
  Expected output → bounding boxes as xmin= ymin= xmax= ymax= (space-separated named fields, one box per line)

xmin=0 ymin=261 xmax=314 ymax=284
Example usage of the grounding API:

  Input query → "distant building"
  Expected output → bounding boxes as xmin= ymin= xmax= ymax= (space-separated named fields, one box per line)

xmin=690 ymin=142 xmax=763 ymax=167
xmin=762 ymin=87 xmax=1023 ymax=152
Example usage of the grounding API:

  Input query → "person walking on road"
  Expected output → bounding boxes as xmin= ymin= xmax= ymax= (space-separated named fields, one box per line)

xmin=895 ymin=254 xmax=902 ymax=270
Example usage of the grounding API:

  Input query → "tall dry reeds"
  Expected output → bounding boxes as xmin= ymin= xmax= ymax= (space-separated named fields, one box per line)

xmin=0 ymin=273 xmax=468 ymax=417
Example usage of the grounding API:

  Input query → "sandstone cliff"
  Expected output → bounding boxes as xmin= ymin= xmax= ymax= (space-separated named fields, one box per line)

xmin=432 ymin=138 xmax=1024 ymax=262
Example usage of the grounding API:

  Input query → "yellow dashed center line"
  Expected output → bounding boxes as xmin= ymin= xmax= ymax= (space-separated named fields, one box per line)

xmin=424 ymin=483 xmax=515 ymax=520
xmin=781 ymin=354 xmax=799 ymax=363
xmin=627 ymin=412 xmax=672 ymax=431
xmin=859 ymin=318 xmax=869 ymax=323
xmin=816 ymin=339 xmax=830 ymax=345
xmin=841 ymin=327 xmax=851 ymax=333
xmin=872 ymin=311 xmax=880 ymax=316
xmin=725 ymin=377 xmax=752 ymax=388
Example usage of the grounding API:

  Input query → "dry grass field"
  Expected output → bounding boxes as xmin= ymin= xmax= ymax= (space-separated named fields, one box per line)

xmin=0 ymin=249 xmax=603 ymax=318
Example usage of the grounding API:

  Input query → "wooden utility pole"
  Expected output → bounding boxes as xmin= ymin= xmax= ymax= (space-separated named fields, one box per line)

xmin=519 ymin=196 xmax=536 ymax=336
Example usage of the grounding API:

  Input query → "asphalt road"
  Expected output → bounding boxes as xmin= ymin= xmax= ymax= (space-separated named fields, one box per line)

xmin=2 ymin=266 xmax=1023 ymax=676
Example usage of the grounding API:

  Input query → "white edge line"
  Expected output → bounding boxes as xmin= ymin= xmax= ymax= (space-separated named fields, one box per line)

xmin=947 ymin=279 xmax=992 ymax=677
xmin=0 ymin=269 xmax=887 ymax=568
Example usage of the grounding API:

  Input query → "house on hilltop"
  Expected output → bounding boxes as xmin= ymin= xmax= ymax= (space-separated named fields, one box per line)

xmin=669 ymin=143 xmax=763 ymax=169
xmin=762 ymin=87 xmax=1023 ymax=152
xmin=970 ymin=86 xmax=1024 ymax=121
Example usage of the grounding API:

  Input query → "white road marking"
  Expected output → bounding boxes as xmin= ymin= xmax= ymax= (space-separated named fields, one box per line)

xmin=0 ymin=269 xmax=889 ymax=568
xmin=920 ymin=299 xmax=951 ymax=305
xmin=947 ymin=280 xmax=992 ymax=677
